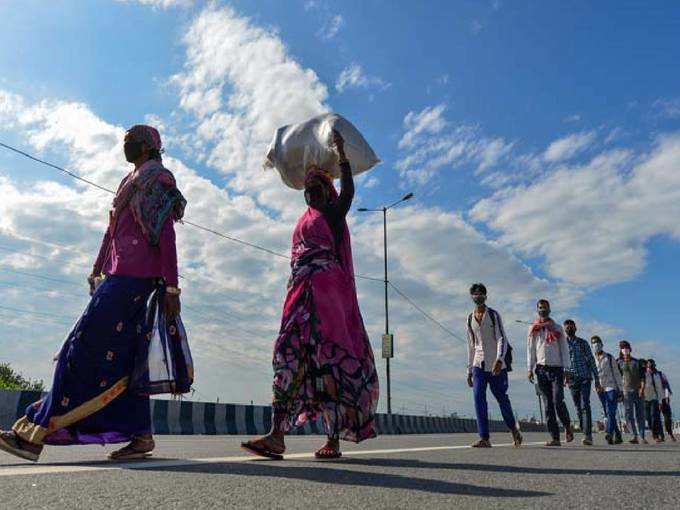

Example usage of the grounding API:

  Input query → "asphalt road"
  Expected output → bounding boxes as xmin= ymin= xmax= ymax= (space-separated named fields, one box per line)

xmin=0 ymin=432 xmax=678 ymax=509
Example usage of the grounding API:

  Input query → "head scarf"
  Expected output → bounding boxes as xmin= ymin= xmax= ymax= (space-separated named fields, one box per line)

xmin=530 ymin=318 xmax=563 ymax=344
xmin=127 ymin=124 xmax=163 ymax=157
xmin=109 ymin=125 xmax=186 ymax=246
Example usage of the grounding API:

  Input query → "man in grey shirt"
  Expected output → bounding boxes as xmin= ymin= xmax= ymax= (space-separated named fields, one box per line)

xmin=617 ymin=340 xmax=646 ymax=444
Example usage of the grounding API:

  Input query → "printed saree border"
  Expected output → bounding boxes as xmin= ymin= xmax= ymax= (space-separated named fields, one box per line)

xmin=13 ymin=377 xmax=130 ymax=446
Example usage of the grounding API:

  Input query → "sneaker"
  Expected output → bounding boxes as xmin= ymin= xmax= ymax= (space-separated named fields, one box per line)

xmin=605 ymin=434 xmax=613 ymax=445
xmin=0 ymin=431 xmax=42 ymax=462
xmin=471 ymin=438 xmax=492 ymax=448
xmin=582 ymin=437 xmax=593 ymax=446
xmin=629 ymin=437 xmax=639 ymax=444
xmin=545 ymin=439 xmax=561 ymax=447
xmin=614 ymin=435 xmax=623 ymax=445
xmin=511 ymin=427 xmax=523 ymax=448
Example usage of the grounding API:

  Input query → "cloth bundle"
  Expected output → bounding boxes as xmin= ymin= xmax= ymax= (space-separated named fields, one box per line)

xmin=130 ymin=284 xmax=194 ymax=396
xmin=264 ymin=113 xmax=380 ymax=190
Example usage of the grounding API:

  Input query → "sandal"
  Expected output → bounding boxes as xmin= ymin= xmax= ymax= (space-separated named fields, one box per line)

xmin=0 ymin=431 xmax=42 ymax=462
xmin=108 ymin=437 xmax=155 ymax=461
xmin=240 ymin=436 xmax=285 ymax=460
xmin=315 ymin=439 xmax=341 ymax=459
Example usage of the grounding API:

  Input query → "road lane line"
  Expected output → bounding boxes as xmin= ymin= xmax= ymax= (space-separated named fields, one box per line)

xmin=0 ymin=441 xmax=544 ymax=478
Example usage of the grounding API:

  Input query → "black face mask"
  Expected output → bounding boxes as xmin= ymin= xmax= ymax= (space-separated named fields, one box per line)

xmin=124 ymin=140 xmax=144 ymax=163
xmin=472 ymin=296 xmax=486 ymax=306
xmin=565 ymin=327 xmax=576 ymax=337
xmin=538 ymin=309 xmax=550 ymax=319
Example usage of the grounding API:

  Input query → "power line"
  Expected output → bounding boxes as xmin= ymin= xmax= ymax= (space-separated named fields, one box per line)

xmin=0 ymin=140 xmax=381 ymax=282
xmin=388 ymin=281 xmax=465 ymax=344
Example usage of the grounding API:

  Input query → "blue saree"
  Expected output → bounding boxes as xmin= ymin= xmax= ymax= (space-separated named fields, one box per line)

xmin=12 ymin=275 xmax=191 ymax=446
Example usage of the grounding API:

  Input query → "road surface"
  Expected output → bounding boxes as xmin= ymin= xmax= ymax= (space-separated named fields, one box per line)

xmin=1 ymin=432 xmax=678 ymax=509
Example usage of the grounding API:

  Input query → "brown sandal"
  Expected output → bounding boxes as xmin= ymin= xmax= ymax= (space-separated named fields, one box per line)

xmin=108 ymin=437 xmax=155 ymax=461
xmin=314 ymin=439 xmax=341 ymax=459
xmin=240 ymin=437 xmax=285 ymax=460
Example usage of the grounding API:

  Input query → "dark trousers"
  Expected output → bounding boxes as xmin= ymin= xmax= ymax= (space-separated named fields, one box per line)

xmin=472 ymin=367 xmax=517 ymax=439
xmin=536 ymin=365 xmax=571 ymax=440
xmin=645 ymin=400 xmax=663 ymax=438
xmin=623 ymin=391 xmax=646 ymax=438
xmin=569 ymin=378 xmax=592 ymax=438
xmin=661 ymin=399 xmax=674 ymax=437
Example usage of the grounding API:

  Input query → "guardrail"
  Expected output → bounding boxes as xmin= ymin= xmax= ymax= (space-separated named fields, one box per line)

xmin=0 ymin=390 xmax=543 ymax=435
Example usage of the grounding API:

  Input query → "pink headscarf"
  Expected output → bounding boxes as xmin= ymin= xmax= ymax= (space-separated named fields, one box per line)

xmin=127 ymin=124 xmax=163 ymax=154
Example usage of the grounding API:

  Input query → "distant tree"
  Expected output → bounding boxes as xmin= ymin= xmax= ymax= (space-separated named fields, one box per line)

xmin=0 ymin=363 xmax=45 ymax=392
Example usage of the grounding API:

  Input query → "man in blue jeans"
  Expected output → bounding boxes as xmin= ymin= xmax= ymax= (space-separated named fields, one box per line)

xmin=564 ymin=320 xmax=601 ymax=445
xmin=466 ymin=283 xmax=522 ymax=448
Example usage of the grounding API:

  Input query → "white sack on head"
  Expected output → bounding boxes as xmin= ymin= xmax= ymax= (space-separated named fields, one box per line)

xmin=264 ymin=113 xmax=380 ymax=190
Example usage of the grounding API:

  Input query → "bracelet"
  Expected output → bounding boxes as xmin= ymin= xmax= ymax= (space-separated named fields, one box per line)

xmin=166 ymin=286 xmax=181 ymax=296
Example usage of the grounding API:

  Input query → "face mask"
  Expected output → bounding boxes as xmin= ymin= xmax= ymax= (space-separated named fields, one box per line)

xmin=565 ymin=327 xmax=576 ymax=337
xmin=622 ymin=348 xmax=631 ymax=356
xmin=593 ymin=343 xmax=603 ymax=353
xmin=124 ymin=140 xmax=144 ymax=163
xmin=472 ymin=295 xmax=486 ymax=306
xmin=538 ymin=309 xmax=550 ymax=319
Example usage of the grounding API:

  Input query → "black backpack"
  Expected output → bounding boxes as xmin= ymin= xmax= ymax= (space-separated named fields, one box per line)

xmin=468 ymin=308 xmax=513 ymax=372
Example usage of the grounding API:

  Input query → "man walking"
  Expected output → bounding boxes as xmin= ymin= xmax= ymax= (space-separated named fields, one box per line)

xmin=658 ymin=367 xmax=676 ymax=442
xmin=466 ymin=283 xmax=522 ymax=448
xmin=617 ymin=341 xmax=647 ymax=444
xmin=564 ymin=320 xmax=601 ymax=445
xmin=527 ymin=299 xmax=573 ymax=446
xmin=644 ymin=359 xmax=665 ymax=443
xmin=591 ymin=336 xmax=624 ymax=445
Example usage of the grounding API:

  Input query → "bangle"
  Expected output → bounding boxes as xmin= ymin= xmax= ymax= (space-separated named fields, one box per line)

xmin=166 ymin=286 xmax=181 ymax=296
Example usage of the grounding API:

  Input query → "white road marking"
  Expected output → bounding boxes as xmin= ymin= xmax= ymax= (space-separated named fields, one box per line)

xmin=0 ymin=441 xmax=544 ymax=478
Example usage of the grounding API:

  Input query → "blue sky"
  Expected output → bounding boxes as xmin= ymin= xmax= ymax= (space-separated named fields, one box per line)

xmin=0 ymin=0 xmax=678 ymax=418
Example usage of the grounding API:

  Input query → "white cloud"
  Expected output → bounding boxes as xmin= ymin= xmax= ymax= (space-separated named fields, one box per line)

xmin=335 ymin=63 xmax=390 ymax=93
xmin=653 ymin=97 xmax=680 ymax=119
xmin=116 ymin=0 xmax=194 ymax=8
xmin=318 ymin=14 xmax=344 ymax=40
xmin=543 ymin=131 xmax=596 ymax=163
xmin=563 ymin=114 xmax=581 ymax=123
xmin=171 ymin=4 xmax=330 ymax=220
xmin=472 ymin=134 xmax=680 ymax=286
xmin=396 ymin=104 xmax=513 ymax=184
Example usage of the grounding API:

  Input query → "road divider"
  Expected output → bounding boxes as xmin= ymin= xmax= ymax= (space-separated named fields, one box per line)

xmin=0 ymin=390 xmax=543 ymax=435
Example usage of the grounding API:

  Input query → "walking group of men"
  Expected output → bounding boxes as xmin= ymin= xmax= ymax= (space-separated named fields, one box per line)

xmin=467 ymin=283 xmax=675 ymax=447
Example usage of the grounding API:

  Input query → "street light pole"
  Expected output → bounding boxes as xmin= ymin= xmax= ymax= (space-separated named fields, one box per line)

xmin=383 ymin=206 xmax=390 ymax=415
xmin=358 ymin=192 xmax=413 ymax=415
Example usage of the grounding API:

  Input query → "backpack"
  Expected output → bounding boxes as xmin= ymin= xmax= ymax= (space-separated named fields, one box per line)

xmin=468 ymin=308 xmax=513 ymax=372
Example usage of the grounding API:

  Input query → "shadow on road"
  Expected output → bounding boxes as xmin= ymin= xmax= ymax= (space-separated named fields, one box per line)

xmin=332 ymin=458 xmax=680 ymax=477
xmin=133 ymin=461 xmax=551 ymax=497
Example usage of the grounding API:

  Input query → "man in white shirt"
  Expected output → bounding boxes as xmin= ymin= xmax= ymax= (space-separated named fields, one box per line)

xmin=527 ymin=299 xmax=573 ymax=446
xmin=466 ymin=283 xmax=522 ymax=448
xmin=591 ymin=336 xmax=624 ymax=445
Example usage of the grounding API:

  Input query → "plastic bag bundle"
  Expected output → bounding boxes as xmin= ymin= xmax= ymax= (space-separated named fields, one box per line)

xmin=264 ymin=113 xmax=380 ymax=190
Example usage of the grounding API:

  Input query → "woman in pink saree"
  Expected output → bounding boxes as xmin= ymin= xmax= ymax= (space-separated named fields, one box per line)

xmin=242 ymin=131 xmax=379 ymax=459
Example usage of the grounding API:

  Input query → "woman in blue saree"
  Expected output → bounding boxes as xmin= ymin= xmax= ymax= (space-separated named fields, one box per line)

xmin=0 ymin=125 xmax=187 ymax=462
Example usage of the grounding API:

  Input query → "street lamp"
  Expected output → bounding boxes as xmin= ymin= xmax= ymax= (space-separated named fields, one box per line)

xmin=358 ymin=192 xmax=414 ymax=414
